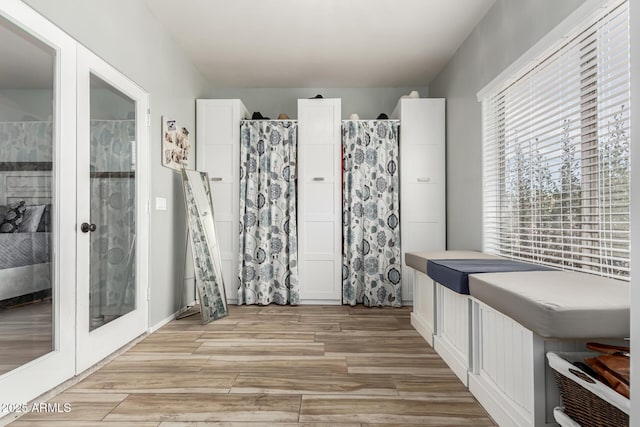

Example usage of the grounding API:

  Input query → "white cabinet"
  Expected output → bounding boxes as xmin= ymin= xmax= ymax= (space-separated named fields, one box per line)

xmin=392 ymin=98 xmax=446 ymax=304
xmin=297 ymin=98 xmax=342 ymax=303
xmin=196 ymin=99 xmax=249 ymax=303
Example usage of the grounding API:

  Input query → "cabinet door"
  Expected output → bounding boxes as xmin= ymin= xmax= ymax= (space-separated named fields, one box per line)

xmin=297 ymin=99 xmax=341 ymax=303
xmin=399 ymin=99 xmax=446 ymax=303
xmin=196 ymin=100 xmax=245 ymax=302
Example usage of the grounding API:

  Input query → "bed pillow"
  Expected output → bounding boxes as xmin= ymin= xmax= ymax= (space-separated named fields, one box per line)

xmin=37 ymin=204 xmax=51 ymax=232
xmin=19 ymin=204 xmax=47 ymax=232
xmin=0 ymin=201 xmax=27 ymax=233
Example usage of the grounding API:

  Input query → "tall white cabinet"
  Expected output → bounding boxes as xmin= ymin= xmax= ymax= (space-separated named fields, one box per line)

xmin=392 ymin=98 xmax=446 ymax=304
xmin=196 ymin=99 xmax=249 ymax=303
xmin=297 ymin=98 xmax=342 ymax=304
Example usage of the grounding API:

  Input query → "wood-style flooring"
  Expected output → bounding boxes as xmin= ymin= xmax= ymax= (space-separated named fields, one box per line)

xmin=11 ymin=305 xmax=496 ymax=426
xmin=0 ymin=300 xmax=52 ymax=375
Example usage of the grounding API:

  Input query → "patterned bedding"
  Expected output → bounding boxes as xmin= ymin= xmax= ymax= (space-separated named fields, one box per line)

xmin=0 ymin=232 xmax=51 ymax=270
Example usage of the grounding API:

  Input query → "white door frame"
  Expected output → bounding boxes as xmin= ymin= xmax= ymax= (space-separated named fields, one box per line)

xmin=0 ymin=0 xmax=77 ymax=407
xmin=75 ymin=45 xmax=150 ymax=374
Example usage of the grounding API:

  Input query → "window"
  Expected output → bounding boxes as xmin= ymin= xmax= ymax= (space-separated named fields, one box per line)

xmin=481 ymin=0 xmax=630 ymax=280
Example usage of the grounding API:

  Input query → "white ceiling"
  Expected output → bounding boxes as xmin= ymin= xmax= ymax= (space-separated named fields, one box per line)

xmin=145 ymin=0 xmax=495 ymax=88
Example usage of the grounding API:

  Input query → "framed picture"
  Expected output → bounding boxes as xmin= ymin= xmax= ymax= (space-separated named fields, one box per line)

xmin=162 ymin=116 xmax=190 ymax=170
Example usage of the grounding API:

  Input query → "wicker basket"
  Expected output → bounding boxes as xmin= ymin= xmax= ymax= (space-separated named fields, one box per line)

xmin=547 ymin=352 xmax=630 ymax=427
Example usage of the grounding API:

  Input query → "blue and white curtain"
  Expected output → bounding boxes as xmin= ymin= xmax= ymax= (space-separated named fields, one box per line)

xmin=238 ymin=120 xmax=299 ymax=305
xmin=342 ymin=120 xmax=401 ymax=307
xmin=89 ymin=120 xmax=137 ymax=318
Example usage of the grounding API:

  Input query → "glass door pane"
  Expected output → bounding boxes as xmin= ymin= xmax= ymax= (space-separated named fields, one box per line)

xmin=88 ymin=74 xmax=136 ymax=331
xmin=0 ymin=13 xmax=55 ymax=375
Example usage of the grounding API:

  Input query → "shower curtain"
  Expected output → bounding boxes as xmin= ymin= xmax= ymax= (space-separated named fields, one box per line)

xmin=342 ymin=120 xmax=401 ymax=307
xmin=238 ymin=120 xmax=299 ymax=305
xmin=89 ymin=120 xmax=137 ymax=320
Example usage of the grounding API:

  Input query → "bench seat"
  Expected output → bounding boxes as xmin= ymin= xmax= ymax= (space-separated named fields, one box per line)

xmin=469 ymin=270 xmax=630 ymax=339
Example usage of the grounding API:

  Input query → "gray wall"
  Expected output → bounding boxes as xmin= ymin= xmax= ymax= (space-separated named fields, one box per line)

xmin=428 ymin=0 xmax=585 ymax=250
xmin=209 ymin=87 xmax=428 ymax=120
xmin=24 ymin=0 xmax=209 ymax=326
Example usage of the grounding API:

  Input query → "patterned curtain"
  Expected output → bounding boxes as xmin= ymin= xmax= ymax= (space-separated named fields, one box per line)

xmin=89 ymin=120 xmax=136 ymax=318
xmin=342 ymin=120 xmax=401 ymax=307
xmin=238 ymin=120 xmax=299 ymax=305
xmin=0 ymin=121 xmax=53 ymax=162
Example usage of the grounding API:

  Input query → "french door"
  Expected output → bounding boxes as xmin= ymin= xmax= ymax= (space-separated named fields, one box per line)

xmin=0 ymin=0 xmax=77 ymax=406
xmin=75 ymin=46 xmax=149 ymax=373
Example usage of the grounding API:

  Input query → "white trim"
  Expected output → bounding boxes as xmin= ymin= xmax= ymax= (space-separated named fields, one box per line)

xmin=630 ymin=0 xmax=640 ymax=422
xmin=410 ymin=312 xmax=434 ymax=346
xmin=298 ymin=300 xmax=342 ymax=305
xmin=477 ymin=0 xmax=616 ymax=101
xmin=146 ymin=302 xmax=195 ymax=334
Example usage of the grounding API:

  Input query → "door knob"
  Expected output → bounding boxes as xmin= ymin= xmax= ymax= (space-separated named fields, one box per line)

xmin=81 ymin=222 xmax=97 ymax=233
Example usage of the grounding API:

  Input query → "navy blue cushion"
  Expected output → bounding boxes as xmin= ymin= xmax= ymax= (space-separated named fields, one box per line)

xmin=426 ymin=259 xmax=555 ymax=295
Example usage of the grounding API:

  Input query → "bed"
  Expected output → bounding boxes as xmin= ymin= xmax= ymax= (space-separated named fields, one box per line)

xmin=0 ymin=169 xmax=53 ymax=305
xmin=0 ymin=231 xmax=51 ymax=302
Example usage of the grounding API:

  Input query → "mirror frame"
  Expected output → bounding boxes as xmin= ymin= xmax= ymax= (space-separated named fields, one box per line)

xmin=182 ymin=168 xmax=228 ymax=323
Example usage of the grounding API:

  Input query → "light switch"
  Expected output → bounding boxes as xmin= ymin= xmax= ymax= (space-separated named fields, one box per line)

xmin=155 ymin=197 xmax=167 ymax=211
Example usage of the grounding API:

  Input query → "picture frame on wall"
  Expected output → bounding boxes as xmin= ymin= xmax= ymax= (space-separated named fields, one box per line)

xmin=162 ymin=116 xmax=190 ymax=170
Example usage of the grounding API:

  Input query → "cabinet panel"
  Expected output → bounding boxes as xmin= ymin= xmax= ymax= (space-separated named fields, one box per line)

xmin=216 ymin=220 xmax=233 ymax=255
xmin=402 ymin=144 xmax=444 ymax=183
xmin=200 ymin=104 xmax=234 ymax=143
xmin=402 ymin=266 xmax=414 ymax=302
xmin=203 ymin=145 xmax=233 ymax=179
xmin=303 ymin=260 xmax=337 ymax=298
xmin=398 ymin=98 xmax=445 ymax=146
xmin=221 ymin=259 xmax=237 ymax=301
xmin=302 ymin=145 xmax=335 ymax=179
xmin=210 ymin=182 xmax=233 ymax=220
xmin=303 ymin=182 xmax=334 ymax=219
xmin=303 ymin=221 xmax=334 ymax=254
xmin=403 ymin=183 xmax=446 ymax=222
xmin=301 ymin=105 xmax=339 ymax=144
xmin=402 ymin=221 xmax=445 ymax=252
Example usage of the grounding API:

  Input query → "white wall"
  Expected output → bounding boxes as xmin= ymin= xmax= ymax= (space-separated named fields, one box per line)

xmin=23 ymin=0 xmax=209 ymax=326
xmin=209 ymin=87 xmax=428 ymax=120
xmin=630 ymin=0 xmax=639 ymax=422
xmin=428 ymin=0 xmax=585 ymax=250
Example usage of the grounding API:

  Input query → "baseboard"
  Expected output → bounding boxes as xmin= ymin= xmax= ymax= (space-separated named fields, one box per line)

xmin=299 ymin=299 xmax=342 ymax=305
xmin=148 ymin=300 xmax=196 ymax=333
xmin=410 ymin=312 xmax=434 ymax=346
xmin=433 ymin=335 xmax=469 ymax=386
xmin=468 ymin=372 xmax=531 ymax=427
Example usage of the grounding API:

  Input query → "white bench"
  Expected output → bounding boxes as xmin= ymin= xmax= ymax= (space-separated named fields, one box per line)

xmin=405 ymin=251 xmax=630 ymax=427
xmin=468 ymin=271 xmax=629 ymax=427
xmin=405 ymin=250 xmax=501 ymax=384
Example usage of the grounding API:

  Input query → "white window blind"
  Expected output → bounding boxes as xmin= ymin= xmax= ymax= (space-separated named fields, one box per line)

xmin=482 ymin=0 xmax=631 ymax=280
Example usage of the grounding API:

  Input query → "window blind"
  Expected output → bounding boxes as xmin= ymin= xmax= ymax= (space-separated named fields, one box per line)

xmin=482 ymin=0 xmax=631 ymax=280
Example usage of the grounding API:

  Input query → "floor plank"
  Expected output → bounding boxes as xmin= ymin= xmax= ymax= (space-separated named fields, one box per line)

xmin=299 ymin=395 xmax=493 ymax=424
xmin=104 ymin=393 xmax=301 ymax=422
